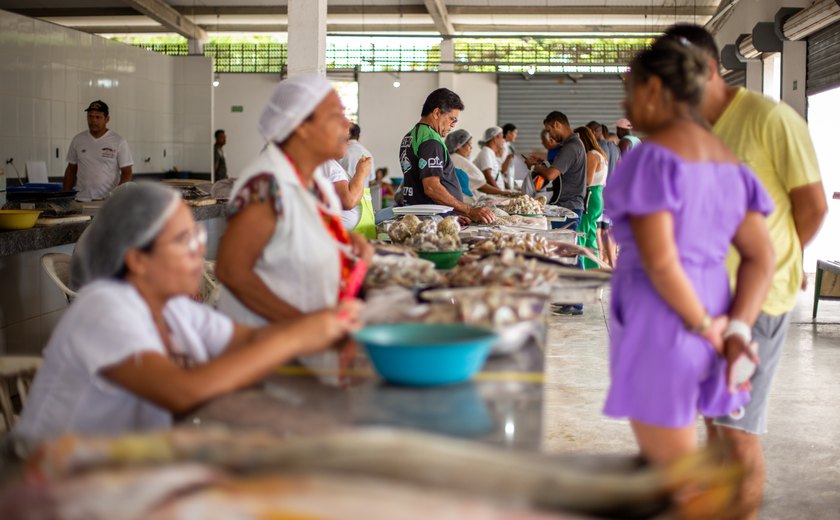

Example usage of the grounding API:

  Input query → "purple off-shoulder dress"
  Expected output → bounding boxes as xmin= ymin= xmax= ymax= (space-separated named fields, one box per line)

xmin=602 ymin=143 xmax=774 ymax=428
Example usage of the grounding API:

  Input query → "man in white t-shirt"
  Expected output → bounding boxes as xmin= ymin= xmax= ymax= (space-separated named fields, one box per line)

xmin=63 ymin=100 xmax=133 ymax=201
xmin=501 ymin=123 xmax=518 ymax=190
xmin=339 ymin=123 xmax=375 ymax=185
xmin=473 ymin=126 xmax=513 ymax=190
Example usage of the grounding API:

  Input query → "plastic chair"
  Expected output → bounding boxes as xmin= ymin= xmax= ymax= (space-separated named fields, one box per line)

xmin=0 ymin=356 xmax=42 ymax=432
xmin=41 ymin=253 xmax=77 ymax=304
xmin=201 ymin=260 xmax=220 ymax=307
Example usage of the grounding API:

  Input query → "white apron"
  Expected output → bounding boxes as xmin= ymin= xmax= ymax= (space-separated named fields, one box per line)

xmin=219 ymin=144 xmax=344 ymax=322
xmin=217 ymin=145 xmax=345 ymax=381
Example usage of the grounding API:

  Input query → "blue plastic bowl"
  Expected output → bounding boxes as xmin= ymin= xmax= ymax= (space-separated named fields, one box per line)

xmin=353 ymin=323 xmax=497 ymax=386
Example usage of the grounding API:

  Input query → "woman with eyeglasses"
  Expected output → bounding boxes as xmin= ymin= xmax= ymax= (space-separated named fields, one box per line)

xmin=602 ymin=39 xmax=775 ymax=465
xmin=15 ymin=183 xmax=359 ymax=443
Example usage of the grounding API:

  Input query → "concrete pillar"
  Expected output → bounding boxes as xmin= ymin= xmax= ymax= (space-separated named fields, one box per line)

xmin=188 ymin=37 xmax=206 ymax=55
xmin=746 ymin=60 xmax=763 ymax=92
xmin=438 ymin=38 xmax=456 ymax=91
xmin=287 ymin=0 xmax=327 ymax=76
xmin=782 ymin=40 xmax=807 ymax=118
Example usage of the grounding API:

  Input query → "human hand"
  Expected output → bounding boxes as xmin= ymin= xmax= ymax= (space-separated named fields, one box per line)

xmin=525 ymin=155 xmax=541 ymax=168
xmin=468 ymin=206 xmax=495 ymax=224
xmin=700 ymin=315 xmax=728 ymax=355
xmin=296 ymin=301 xmax=361 ymax=355
xmin=801 ymin=269 xmax=808 ymax=291
xmin=348 ymin=231 xmax=374 ymax=264
xmin=723 ymin=335 xmax=759 ymax=392
xmin=355 ymin=155 xmax=372 ymax=180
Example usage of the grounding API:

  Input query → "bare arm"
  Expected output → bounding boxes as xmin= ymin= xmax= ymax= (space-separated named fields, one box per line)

xmin=630 ymin=211 xmax=726 ymax=350
xmin=63 ymin=164 xmax=77 ymax=192
xmin=421 ymin=176 xmax=494 ymax=224
xmin=585 ymin=153 xmax=598 ymax=186
xmin=501 ymin=153 xmax=514 ymax=174
xmin=721 ymin=211 xmax=775 ymax=388
xmin=101 ymin=308 xmax=356 ymax=413
xmin=332 ymin=157 xmax=372 ymax=210
xmin=481 ymin=168 xmax=501 ymax=189
xmin=119 ymin=165 xmax=132 ymax=185
xmin=215 ymin=201 xmax=303 ymax=321
xmin=478 ymin=183 xmax=513 ymax=196
xmin=789 ymin=182 xmax=827 ymax=249
xmin=728 ymin=211 xmax=775 ymax=324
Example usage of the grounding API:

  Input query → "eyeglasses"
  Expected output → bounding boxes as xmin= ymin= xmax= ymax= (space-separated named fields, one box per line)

xmin=167 ymin=223 xmax=207 ymax=255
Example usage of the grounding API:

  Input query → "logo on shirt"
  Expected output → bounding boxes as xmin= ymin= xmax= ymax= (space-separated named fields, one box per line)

xmin=400 ymin=152 xmax=411 ymax=173
xmin=101 ymin=146 xmax=116 ymax=159
xmin=427 ymin=156 xmax=444 ymax=170
xmin=418 ymin=158 xmax=427 ymax=169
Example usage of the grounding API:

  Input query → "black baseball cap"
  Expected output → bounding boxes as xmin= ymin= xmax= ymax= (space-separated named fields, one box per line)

xmin=84 ymin=100 xmax=109 ymax=115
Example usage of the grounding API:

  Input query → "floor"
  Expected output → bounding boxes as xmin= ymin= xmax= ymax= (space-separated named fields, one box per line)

xmin=541 ymin=277 xmax=840 ymax=519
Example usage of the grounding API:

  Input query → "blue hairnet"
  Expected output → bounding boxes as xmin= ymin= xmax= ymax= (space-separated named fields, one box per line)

xmin=71 ymin=183 xmax=182 ymax=288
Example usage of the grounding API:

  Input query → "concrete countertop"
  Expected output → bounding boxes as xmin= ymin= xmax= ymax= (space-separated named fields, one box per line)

xmin=185 ymin=342 xmax=546 ymax=453
xmin=0 ymin=202 xmax=227 ymax=257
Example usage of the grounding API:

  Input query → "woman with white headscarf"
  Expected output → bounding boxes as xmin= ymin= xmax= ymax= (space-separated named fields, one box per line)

xmin=215 ymin=76 xmax=373 ymax=329
xmin=15 ymin=183 xmax=358 ymax=443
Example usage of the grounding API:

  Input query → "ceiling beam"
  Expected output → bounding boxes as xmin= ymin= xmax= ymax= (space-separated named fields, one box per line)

xmin=447 ymin=6 xmax=717 ymax=17
xmin=75 ymin=23 xmax=667 ymax=36
xmin=424 ymin=0 xmax=455 ymax=36
xmin=123 ymin=0 xmax=207 ymax=40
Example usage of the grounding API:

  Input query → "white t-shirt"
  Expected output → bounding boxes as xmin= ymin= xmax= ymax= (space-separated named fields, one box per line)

xmin=501 ymin=141 xmax=516 ymax=188
xmin=451 ymin=153 xmax=487 ymax=205
xmin=15 ymin=279 xmax=234 ymax=442
xmin=324 ymin=159 xmax=361 ymax=230
xmin=66 ymin=130 xmax=133 ymax=201
xmin=339 ymin=140 xmax=375 ymax=184
xmin=473 ymin=146 xmax=502 ymax=185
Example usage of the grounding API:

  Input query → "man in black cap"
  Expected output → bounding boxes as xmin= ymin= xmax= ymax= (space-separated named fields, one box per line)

xmin=63 ymin=100 xmax=133 ymax=201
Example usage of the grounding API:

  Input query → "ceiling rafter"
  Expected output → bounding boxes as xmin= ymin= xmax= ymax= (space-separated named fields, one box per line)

xmin=424 ymin=0 xmax=455 ymax=36
xmin=122 ymin=0 xmax=207 ymax=40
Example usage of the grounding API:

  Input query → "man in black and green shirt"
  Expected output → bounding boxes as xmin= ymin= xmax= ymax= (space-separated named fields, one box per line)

xmin=399 ymin=88 xmax=494 ymax=224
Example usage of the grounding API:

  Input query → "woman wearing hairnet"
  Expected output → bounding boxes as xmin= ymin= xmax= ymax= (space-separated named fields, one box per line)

xmin=15 ymin=183 xmax=359 ymax=442
xmin=215 ymin=76 xmax=372 ymax=331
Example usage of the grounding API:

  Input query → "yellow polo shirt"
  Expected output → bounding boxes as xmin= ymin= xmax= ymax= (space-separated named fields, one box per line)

xmin=714 ymin=88 xmax=822 ymax=316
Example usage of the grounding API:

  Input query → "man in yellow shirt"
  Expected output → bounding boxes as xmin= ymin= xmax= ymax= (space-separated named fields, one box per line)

xmin=658 ymin=26 xmax=827 ymax=520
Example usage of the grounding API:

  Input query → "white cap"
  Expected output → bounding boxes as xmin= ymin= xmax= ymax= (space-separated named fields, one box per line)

xmin=478 ymin=126 xmax=502 ymax=146
xmin=258 ymin=75 xmax=334 ymax=143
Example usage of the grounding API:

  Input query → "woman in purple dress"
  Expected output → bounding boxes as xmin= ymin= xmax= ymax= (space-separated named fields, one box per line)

xmin=603 ymin=39 xmax=776 ymax=464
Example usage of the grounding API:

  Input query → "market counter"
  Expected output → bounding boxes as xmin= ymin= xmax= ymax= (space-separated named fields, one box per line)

xmin=186 ymin=341 xmax=545 ymax=452
xmin=0 ymin=202 xmax=227 ymax=257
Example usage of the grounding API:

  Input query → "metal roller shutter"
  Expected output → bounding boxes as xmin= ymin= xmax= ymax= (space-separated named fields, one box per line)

xmin=497 ymin=74 xmax=626 ymax=153
xmin=723 ymin=69 xmax=747 ymax=88
xmin=807 ymin=21 xmax=840 ymax=95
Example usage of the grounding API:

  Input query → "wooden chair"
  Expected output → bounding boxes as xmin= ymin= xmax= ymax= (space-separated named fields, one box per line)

xmin=0 ymin=356 xmax=42 ymax=432
xmin=813 ymin=260 xmax=840 ymax=319
xmin=41 ymin=253 xmax=77 ymax=304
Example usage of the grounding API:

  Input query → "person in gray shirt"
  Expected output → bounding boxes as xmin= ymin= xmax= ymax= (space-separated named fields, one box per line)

xmin=587 ymin=121 xmax=620 ymax=177
xmin=526 ymin=111 xmax=586 ymax=226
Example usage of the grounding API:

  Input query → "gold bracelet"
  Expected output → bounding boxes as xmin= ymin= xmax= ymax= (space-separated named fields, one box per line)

xmin=686 ymin=313 xmax=711 ymax=334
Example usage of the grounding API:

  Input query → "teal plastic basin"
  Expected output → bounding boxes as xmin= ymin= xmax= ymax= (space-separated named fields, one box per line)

xmin=353 ymin=323 xmax=497 ymax=386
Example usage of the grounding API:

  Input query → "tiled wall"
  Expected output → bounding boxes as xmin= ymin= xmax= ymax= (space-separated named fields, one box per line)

xmin=0 ymin=9 xmax=212 ymax=179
